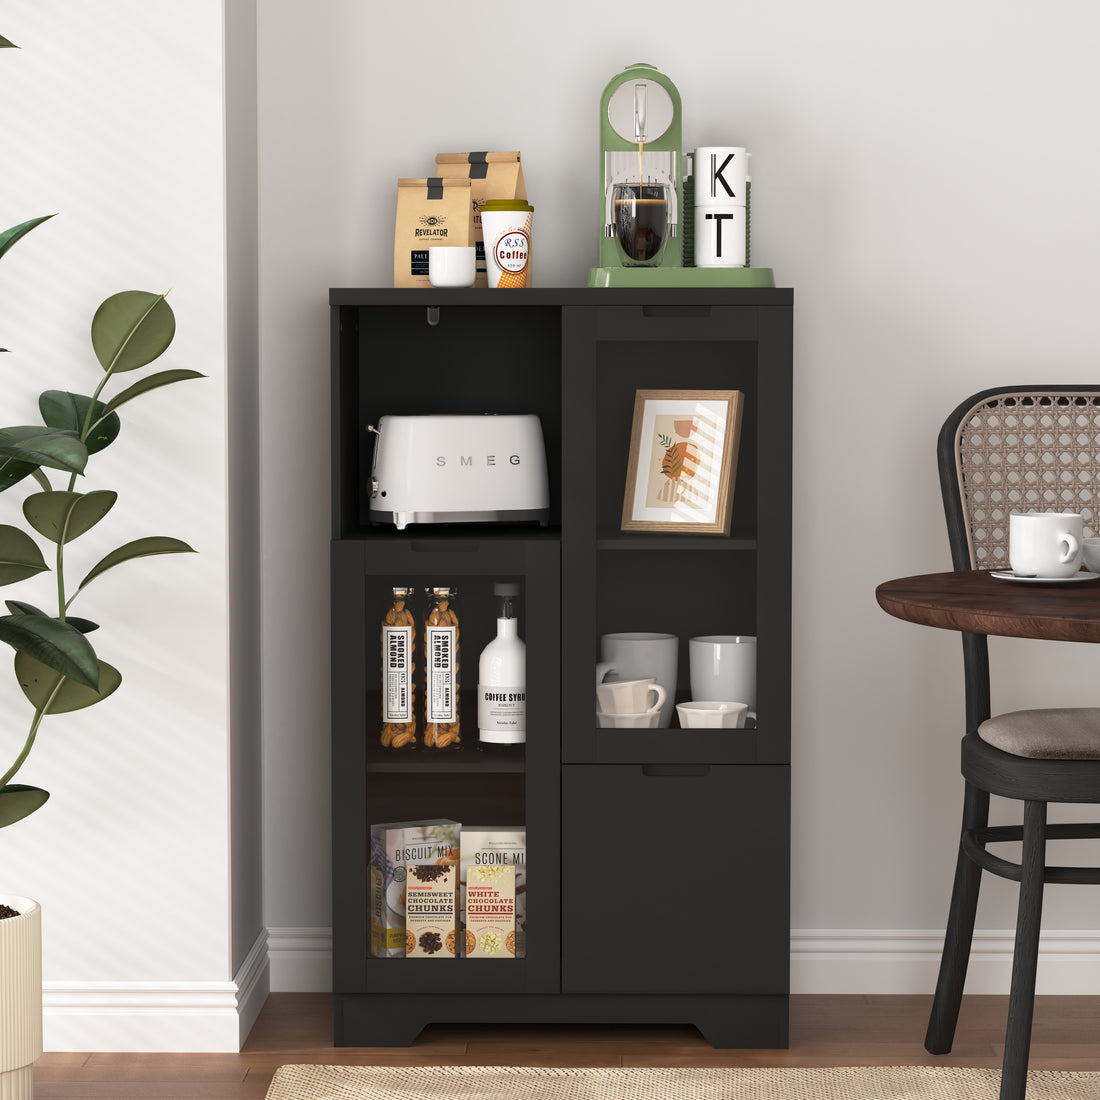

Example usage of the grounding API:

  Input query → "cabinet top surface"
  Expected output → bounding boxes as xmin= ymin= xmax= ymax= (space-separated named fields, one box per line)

xmin=329 ymin=287 xmax=793 ymax=307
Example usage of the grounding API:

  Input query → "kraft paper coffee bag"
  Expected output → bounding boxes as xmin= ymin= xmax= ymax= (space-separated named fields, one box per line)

xmin=434 ymin=153 xmax=526 ymax=288
xmin=393 ymin=178 xmax=474 ymax=288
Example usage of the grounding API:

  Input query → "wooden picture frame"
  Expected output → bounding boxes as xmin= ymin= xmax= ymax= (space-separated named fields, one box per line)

xmin=621 ymin=389 xmax=744 ymax=534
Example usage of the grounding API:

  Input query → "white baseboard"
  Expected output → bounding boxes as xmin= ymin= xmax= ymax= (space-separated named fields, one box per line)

xmin=42 ymin=929 xmax=270 ymax=1053
xmin=267 ymin=925 xmax=333 ymax=992
xmin=791 ymin=928 xmax=1100 ymax=995
xmin=269 ymin=925 xmax=1100 ymax=997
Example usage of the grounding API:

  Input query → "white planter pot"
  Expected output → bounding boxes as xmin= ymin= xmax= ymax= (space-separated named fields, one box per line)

xmin=0 ymin=896 xmax=42 ymax=1100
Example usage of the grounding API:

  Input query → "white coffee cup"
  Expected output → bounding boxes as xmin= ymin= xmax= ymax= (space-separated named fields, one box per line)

xmin=597 ymin=677 xmax=667 ymax=716
xmin=428 ymin=246 xmax=476 ymax=288
xmin=1008 ymin=511 xmax=1083 ymax=578
xmin=481 ymin=200 xmax=533 ymax=288
xmin=689 ymin=635 xmax=755 ymax=709
xmin=1083 ymin=537 xmax=1100 ymax=575
xmin=675 ymin=701 xmax=756 ymax=729
xmin=599 ymin=633 xmax=678 ymax=727
xmin=596 ymin=710 xmax=660 ymax=729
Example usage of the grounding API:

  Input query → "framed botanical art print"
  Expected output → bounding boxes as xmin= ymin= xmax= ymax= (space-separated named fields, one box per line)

xmin=621 ymin=389 xmax=744 ymax=534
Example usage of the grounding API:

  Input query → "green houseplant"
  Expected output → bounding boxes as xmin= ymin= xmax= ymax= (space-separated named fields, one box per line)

xmin=0 ymin=234 xmax=201 ymax=831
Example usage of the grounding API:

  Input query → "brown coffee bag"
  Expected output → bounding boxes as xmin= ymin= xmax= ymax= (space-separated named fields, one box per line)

xmin=434 ymin=153 xmax=526 ymax=288
xmin=393 ymin=178 xmax=474 ymax=288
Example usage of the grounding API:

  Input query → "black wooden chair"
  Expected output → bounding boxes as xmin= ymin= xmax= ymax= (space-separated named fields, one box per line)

xmin=931 ymin=386 xmax=1100 ymax=1100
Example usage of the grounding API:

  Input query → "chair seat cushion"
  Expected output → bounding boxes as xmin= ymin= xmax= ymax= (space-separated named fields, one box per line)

xmin=978 ymin=708 xmax=1100 ymax=759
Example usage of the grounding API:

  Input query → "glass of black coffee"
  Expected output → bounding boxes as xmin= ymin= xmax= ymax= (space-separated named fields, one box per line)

xmin=612 ymin=183 xmax=671 ymax=266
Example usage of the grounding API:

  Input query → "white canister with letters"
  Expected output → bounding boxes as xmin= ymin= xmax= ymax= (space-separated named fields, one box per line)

xmin=693 ymin=146 xmax=748 ymax=268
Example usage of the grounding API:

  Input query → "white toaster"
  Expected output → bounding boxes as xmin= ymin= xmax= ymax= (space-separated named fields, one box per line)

xmin=368 ymin=414 xmax=550 ymax=530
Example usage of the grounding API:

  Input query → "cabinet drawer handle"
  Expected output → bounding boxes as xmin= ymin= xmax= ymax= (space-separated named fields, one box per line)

xmin=641 ymin=306 xmax=712 ymax=319
xmin=641 ymin=764 xmax=711 ymax=777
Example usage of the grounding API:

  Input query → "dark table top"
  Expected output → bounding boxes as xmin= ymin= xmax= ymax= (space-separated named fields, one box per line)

xmin=875 ymin=569 xmax=1100 ymax=644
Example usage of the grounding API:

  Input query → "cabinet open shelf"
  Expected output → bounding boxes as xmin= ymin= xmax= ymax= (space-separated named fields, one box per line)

xmin=331 ymin=287 xmax=791 ymax=1049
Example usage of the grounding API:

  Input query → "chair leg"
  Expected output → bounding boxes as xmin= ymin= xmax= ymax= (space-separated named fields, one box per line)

xmin=926 ymin=781 xmax=990 ymax=1055
xmin=999 ymin=799 xmax=1047 ymax=1100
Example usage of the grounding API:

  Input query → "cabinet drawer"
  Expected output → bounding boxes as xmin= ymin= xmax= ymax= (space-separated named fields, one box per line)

xmin=561 ymin=764 xmax=789 ymax=995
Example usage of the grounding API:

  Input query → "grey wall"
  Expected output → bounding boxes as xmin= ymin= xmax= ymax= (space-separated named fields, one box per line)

xmin=255 ymin=0 xmax=1100 ymax=990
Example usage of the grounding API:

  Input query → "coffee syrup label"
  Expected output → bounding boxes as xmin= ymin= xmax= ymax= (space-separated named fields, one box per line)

xmin=382 ymin=625 xmax=412 ymax=722
xmin=478 ymin=685 xmax=525 ymax=743
xmin=427 ymin=625 xmax=456 ymax=722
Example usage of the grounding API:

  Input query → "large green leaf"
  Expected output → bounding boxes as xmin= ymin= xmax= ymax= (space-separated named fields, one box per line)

xmin=0 ymin=525 xmax=48 ymax=585
xmin=102 ymin=369 xmax=204 ymax=417
xmin=0 ymin=214 xmax=53 ymax=261
xmin=39 ymin=391 xmax=120 ymax=454
xmin=5 ymin=601 xmax=98 ymax=634
xmin=0 ymin=786 xmax=50 ymax=829
xmin=0 ymin=36 xmax=18 ymax=49
xmin=91 ymin=291 xmax=175 ymax=374
xmin=0 ymin=426 xmax=86 ymax=474
xmin=77 ymin=536 xmax=195 ymax=593
xmin=23 ymin=490 xmax=116 ymax=544
xmin=0 ymin=614 xmax=99 ymax=689
xmin=15 ymin=650 xmax=121 ymax=713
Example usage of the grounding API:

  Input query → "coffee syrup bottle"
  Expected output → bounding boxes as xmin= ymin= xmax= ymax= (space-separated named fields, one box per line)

xmin=477 ymin=583 xmax=525 ymax=753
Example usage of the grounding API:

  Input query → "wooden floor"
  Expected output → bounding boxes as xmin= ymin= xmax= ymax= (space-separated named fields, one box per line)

xmin=32 ymin=993 xmax=1100 ymax=1098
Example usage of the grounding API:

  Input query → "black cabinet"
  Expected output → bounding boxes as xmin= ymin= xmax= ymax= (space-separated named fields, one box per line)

xmin=330 ymin=288 xmax=792 ymax=1048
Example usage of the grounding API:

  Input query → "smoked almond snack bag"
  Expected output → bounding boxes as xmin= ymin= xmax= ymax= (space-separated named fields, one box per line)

xmin=393 ymin=178 xmax=474 ymax=288
xmin=434 ymin=152 xmax=526 ymax=288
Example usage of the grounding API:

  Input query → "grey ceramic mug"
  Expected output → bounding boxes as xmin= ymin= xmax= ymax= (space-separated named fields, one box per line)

xmin=598 ymin=632 xmax=678 ymax=727
xmin=689 ymin=635 xmax=756 ymax=710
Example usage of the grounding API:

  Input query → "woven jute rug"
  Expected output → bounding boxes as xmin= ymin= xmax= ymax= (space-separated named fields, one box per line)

xmin=264 ymin=1064 xmax=1100 ymax=1100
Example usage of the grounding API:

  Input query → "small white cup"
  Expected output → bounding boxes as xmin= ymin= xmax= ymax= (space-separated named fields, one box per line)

xmin=675 ymin=701 xmax=756 ymax=729
xmin=596 ymin=677 xmax=667 ymax=716
xmin=428 ymin=246 xmax=476 ymax=288
xmin=1008 ymin=511 xmax=1083 ymax=578
xmin=596 ymin=710 xmax=660 ymax=729
xmin=1084 ymin=537 xmax=1100 ymax=575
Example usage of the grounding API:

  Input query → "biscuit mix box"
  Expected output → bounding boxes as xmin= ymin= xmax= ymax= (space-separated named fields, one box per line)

xmin=369 ymin=819 xmax=460 ymax=958
xmin=465 ymin=863 xmax=515 ymax=959
xmin=405 ymin=864 xmax=456 ymax=958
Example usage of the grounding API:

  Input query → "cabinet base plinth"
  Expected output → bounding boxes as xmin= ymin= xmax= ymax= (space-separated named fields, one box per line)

xmin=334 ymin=993 xmax=788 ymax=1050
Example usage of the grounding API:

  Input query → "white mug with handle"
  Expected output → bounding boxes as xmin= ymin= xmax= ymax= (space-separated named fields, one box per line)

xmin=597 ymin=677 xmax=668 ymax=716
xmin=1008 ymin=511 xmax=1083 ymax=578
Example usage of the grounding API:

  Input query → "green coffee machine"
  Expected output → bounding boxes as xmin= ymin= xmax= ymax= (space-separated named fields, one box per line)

xmin=587 ymin=62 xmax=774 ymax=288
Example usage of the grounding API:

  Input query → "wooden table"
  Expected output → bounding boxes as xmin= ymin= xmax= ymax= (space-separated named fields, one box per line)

xmin=875 ymin=569 xmax=1100 ymax=643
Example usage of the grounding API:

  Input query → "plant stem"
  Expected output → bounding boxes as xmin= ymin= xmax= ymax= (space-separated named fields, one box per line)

xmin=0 ymin=680 xmax=64 ymax=789
xmin=65 ymin=372 xmax=111 ymax=494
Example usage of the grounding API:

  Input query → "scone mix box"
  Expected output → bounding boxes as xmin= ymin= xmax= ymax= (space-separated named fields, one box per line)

xmin=460 ymin=827 xmax=526 ymax=958
xmin=465 ymin=863 xmax=515 ymax=959
xmin=369 ymin=819 xmax=460 ymax=958
xmin=405 ymin=864 xmax=456 ymax=959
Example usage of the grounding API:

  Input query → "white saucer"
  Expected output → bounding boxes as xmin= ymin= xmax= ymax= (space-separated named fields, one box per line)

xmin=990 ymin=570 xmax=1100 ymax=584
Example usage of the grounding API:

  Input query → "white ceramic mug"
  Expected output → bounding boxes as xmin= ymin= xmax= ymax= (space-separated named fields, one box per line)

xmin=689 ymin=635 xmax=756 ymax=709
xmin=675 ymin=700 xmax=756 ymax=729
xmin=599 ymin=633 xmax=678 ymax=727
xmin=1008 ymin=511 xmax=1083 ymax=578
xmin=597 ymin=677 xmax=667 ymax=716
xmin=427 ymin=246 xmax=476 ymax=288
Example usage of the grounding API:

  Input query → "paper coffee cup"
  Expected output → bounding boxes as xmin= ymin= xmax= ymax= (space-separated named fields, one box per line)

xmin=481 ymin=199 xmax=533 ymax=288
